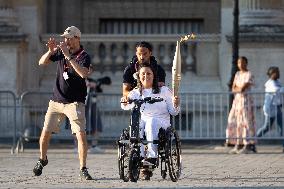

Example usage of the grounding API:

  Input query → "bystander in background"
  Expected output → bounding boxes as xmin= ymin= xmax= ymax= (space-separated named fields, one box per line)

xmin=257 ymin=66 xmax=284 ymax=152
xmin=85 ymin=75 xmax=111 ymax=153
xmin=226 ymin=57 xmax=257 ymax=154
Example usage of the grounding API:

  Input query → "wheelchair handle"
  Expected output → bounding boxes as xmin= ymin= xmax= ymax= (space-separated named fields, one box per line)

xmin=126 ymin=97 xmax=164 ymax=105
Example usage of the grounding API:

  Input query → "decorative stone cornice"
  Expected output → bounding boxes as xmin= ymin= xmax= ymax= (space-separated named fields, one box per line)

xmin=0 ymin=33 xmax=27 ymax=42
xmin=240 ymin=9 xmax=284 ymax=27
xmin=237 ymin=0 xmax=284 ymax=42
xmin=0 ymin=7 xmax=19 ymax=33
xmin=227 ymin=0 xmax=284 ymax=43
xmin=40 ymin=34 xmax=221 ymax=43
xmin=226 ymin=32 xmax=284 ymax=43
xmin=239 ymin=25 xmax=284 ymax=33
xmin=0 ymin=7 xmax=26 ymax=43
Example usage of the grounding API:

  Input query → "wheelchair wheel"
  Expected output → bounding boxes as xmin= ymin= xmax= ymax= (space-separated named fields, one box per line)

xmin=118 ymin=143 xmax=129 ymax=182
xmin=128 ymin=149 xmax=140 ymax=182
xmin=166 ymin=127 xmax=182 ymax=182
xmin=158 ymin=127 xmax=167 ymax=179
xmin=160 ymin=160 xmax=167 ymax=179
xmin=118 ymin=129 xmax=130 ymax=182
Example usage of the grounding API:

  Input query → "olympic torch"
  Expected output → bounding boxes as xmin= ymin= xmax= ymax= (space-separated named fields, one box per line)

xmin=172 ymin=41 xmax=181 ymax=97
xmin=172 ymin=34 xmax=196 ymax=96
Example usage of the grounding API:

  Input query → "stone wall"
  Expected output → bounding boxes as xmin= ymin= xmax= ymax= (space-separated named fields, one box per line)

xmin=45 ymin=0 xmax=221 ymax=34
xmin=219 ymin=0 xmax=284 ymax=92
xmin=0 ymin=0 xmax=44 ymax=95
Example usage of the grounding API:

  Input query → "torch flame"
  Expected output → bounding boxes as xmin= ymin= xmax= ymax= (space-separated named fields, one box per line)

xmin=180 ymin=33 xmax=196 ymax=43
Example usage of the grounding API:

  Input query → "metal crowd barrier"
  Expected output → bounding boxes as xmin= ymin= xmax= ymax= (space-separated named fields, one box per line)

xmin=0 ymin=91 xmax=17 ymax=153
xmin=4 ymin=91 xmax=283 ymax=153
xmin=16 ymin=91 xmax=83 ymax=153
xmin=15 ymin=91 xmax=128 ymax=153
xmin=15 ymin=91 xmax=53 ymax=153
xmin=96 ymin=92 xmax=284 ymax=141
xmin=96 ymin=93 xmax=238 ymax=140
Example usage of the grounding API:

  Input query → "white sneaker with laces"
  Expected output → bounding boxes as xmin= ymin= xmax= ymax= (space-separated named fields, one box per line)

xmin=88 ymin=146 xmax=105 ymax=154
xmin=142 ymin=159 xmax=154 ymax=166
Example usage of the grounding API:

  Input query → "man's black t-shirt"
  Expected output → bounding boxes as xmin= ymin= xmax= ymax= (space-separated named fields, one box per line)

xmin=49 ymin=46 xmax=90 ymax=103
xmin=123 ymin=56 xmax=166 ymax=90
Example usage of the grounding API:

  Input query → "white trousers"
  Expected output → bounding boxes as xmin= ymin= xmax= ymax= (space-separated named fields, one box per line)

xmin=139 ymin=117 xmax=170 ymax=158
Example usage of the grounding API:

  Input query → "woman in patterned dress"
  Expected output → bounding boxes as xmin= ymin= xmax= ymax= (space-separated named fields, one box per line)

xmin=226 ymin=56 xmax=257 ymax=154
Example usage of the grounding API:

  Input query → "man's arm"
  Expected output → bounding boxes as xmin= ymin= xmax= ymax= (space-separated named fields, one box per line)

xmin=67 ymin=58 xmax=89 ymax=78
xmin=39 ymin=38 xmax=58 ymax=66
xmin=123 ymin=83 xmax=132 ymax=97
xmin=122 ymin=65 xmax=135 ymax=97
xmin=59 ymin=41 xmax=89 ymax=79
xmin=157 ymin=64 xmax=166 ymax=87
xmin=39 ymin=51 xmax=53 ymax=65
xmin=158 ymin=82 xmax=165 ymax=87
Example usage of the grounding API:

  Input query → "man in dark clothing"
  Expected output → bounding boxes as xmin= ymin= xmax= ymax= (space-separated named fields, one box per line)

xmin=122 ymin=41 xmax=166 ymax=97
xmin=122 ymin=41 xmax=166 ymax=180
xmin=33 ymin=26 xmax=93 ymax=180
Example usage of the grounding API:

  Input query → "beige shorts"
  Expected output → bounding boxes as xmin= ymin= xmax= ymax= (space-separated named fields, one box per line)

xmin=43 ymin=100 xmax=86 ymax=134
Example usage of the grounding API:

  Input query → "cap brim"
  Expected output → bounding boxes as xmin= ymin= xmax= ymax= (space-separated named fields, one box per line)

xmin=60 ymin=33 xmax=74 ymax=38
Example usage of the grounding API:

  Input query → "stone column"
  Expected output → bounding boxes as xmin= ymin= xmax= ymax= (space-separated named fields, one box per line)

xmin=239 ymin=0 xmax=284 ymax=32
xmin=0 ymin=0 xmax=11 ymax=7
xmin=92 ymin=42 xmax=100 ymax=65
xmin=152 ymin=42 xmax=161 ymax=64
xmin=0 ymin=5 xmax=27 ymax=94
xmin=236 ymin=0 xmax=284 ymax=91
xmin=162 ymin=43 xmax=171 ymax=65
xmin=115 ymin=43 xmax=124 ymax=66
xmin=185 ymin=44 xmax=194 ymax=70
xmin=104 ymin=42 xmax=112 ymax=65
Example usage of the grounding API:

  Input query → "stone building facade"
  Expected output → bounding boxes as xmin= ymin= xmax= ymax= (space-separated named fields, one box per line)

xmin=0 ymin=0 xmax=283 ymax=93
xmin=1 ymin=0 xmax=284 ymax=139
xmin=220 ymin=0 xmax=284 ymax=91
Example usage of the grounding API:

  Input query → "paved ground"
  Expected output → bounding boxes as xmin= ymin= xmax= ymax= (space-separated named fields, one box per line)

xmin=0 ymin=145 xmax=284 ymax=189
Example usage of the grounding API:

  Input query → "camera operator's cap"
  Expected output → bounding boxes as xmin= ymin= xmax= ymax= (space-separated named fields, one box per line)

xmin=61 ymin=26 xmax=81 ymax=38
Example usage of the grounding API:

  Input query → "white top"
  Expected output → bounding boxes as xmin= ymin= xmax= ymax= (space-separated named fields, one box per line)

xmin=121 ymin=86 xmax=180 ymax=121
xmin=265 ymin=79 xmax=282 ymax=93
xmin=264 ymin=79 xmax=284 ymax=105
xmin=263 ymin=79 xmax=284 ymax=116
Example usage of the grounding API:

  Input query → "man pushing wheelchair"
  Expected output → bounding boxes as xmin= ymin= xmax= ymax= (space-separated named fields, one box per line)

xmin=120 ymin=61 xmax=181 ymax=181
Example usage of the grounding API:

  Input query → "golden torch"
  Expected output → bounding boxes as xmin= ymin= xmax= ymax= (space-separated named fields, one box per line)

xmin=172 ymin=34 xmax=196 ymax=96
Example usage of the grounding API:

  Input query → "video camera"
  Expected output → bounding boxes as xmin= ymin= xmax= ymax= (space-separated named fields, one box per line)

xmin=86 ymin=76 xmax=111 ymax=93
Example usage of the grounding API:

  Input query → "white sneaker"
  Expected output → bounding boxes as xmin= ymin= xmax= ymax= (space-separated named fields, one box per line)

xmin=88 ymin=146 xmax=105 ymax=154
xmin=142 ymin=159 xmax=154 ymax=166
xmin=237 ymin=145 xmax=252 ymax=154
xmin=229 ymin=146 xmax=238 ymax=154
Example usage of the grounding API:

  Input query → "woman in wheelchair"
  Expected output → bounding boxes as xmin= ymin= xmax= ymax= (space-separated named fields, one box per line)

xmin=121 ymin=62 xmax=180 ymax=179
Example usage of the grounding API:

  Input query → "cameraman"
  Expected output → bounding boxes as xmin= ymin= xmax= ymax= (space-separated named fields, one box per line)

xmin=85 ymin=77 xmax=104 ymax=153
xmin=85 ymin=65 xmax=111 ymax=153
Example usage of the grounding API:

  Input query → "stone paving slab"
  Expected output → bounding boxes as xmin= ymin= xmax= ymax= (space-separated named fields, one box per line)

xmin=0 ymin=145 xmax=283 ymax=189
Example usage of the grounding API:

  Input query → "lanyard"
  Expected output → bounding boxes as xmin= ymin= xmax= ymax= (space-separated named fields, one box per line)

xmin=74 ymin=49 xmax=85 ymax=61
xmin=64 ymin=49 xmax=85 ymax=71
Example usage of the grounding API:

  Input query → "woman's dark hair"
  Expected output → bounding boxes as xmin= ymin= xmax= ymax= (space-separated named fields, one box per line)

xmin=136 ymin=62 xmax=160 ymax=94
xmin=135 ymin=41 xmax=153 ymax=52
xmin=267 ymin=66 xmax=279 ymax=77
xmin=238 ymin=56 xmax=248 ymax=64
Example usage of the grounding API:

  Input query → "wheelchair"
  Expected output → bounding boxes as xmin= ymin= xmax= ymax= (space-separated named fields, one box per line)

xmin=117 ymin=97 xmax=182 ymax=182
